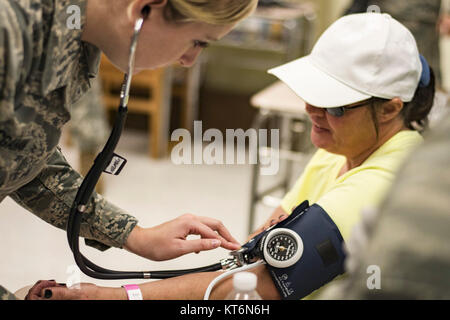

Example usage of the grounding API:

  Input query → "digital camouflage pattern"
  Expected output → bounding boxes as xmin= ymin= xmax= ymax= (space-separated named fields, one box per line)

xmin=0 ymin=285 xmax=18 ymax=300
xmin=319 ymin=113 xmax=450 ymax=300
xmin=69 ymin=77 xmax=109 ymax=153
xmin=0 ymin=0 xmax=138 ymax=299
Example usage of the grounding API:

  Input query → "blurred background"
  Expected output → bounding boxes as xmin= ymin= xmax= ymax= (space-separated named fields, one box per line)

xmin=1 ymin=0 xmax=449 ymax=294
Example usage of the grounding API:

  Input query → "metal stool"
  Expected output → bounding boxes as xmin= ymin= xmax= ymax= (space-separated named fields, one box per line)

xmin=248 ymin=81 xmax=311 ymax=233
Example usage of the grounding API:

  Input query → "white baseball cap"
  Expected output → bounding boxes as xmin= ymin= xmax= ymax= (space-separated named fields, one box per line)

xmin=268 ymin=13 xmax=423 ymax=108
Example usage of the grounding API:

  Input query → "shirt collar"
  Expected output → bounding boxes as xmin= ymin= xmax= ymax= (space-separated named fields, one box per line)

xmin=40 ymin=0 xmax=101 ymax=97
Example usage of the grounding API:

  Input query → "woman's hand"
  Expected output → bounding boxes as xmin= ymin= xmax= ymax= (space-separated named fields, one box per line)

xmin=26 ymin=281 xmax=97 ymax=300
xmin=246 ymin=207 xmax=288 ymax=242
xmin=26 ymin=280 xmax=124 ymax=300
xmin=124 ymin=214 xmax=241 ymax=261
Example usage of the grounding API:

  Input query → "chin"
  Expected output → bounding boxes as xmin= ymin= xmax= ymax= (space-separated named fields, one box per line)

xmin=311 ymin=133 xmax=330 ymax=150
xmin=134 ymin=65 xmax=159 ymax=73
xmin=136 ymin=59 xmax=174 ymax=71
xmin=102 ymin=53 xmax=128 ymax=73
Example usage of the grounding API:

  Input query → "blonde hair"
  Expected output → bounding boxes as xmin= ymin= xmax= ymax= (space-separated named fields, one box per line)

xmin=164 ymin=0 xmax=258 ymax=25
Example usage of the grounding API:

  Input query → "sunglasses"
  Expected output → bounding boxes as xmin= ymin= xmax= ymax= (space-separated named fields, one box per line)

xmin=325 ymin=99 xmax=373 ymax=117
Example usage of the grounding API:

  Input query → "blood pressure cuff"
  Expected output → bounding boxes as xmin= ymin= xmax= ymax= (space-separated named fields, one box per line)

xmin=266 ymin=201 xmax=346 ymax=300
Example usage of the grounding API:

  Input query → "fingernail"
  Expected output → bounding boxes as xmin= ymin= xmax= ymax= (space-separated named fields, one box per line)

xmin=279 ymin=214 xmax=287 ymax=220
xmin=44 ymin=289 xmax=52 ymax=299
xmin=211 ymin=239 xmax=221 ymax=247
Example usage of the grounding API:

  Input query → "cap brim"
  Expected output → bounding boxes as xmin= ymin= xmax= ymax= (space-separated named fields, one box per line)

xmin=268 ymin=56 xmax=371 ymax=108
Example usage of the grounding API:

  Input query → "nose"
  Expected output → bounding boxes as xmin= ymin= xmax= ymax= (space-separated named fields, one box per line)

xmin=305 ymin=103 xmax=325 ymax=117
xmin=179 ymin=47 xmax=203 ymax=67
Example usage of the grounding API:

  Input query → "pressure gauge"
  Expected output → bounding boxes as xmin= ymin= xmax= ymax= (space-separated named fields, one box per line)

xmin=262 ymin=228 xmax=303 ymax=268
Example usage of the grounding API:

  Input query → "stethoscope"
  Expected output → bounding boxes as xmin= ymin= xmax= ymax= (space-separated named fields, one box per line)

xmin=67 ymin=12 xmax=224 ymax=280
xmin=66 ymin=12 xmax=302 ymax=291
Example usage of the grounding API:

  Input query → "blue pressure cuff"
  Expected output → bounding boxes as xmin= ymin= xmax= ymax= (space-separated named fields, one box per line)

xmin=265 ymin=201 xmax=346 ymax=300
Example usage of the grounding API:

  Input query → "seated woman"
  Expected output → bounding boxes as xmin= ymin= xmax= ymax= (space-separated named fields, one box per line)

xmin=28 ymin=12 xmax=435 ymax=300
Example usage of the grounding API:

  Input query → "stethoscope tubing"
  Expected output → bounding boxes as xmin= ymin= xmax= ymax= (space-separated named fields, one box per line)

xmin=66 ymin=16 xmax=222 ymax=280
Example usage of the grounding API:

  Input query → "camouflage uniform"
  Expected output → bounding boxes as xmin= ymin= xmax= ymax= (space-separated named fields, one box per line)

xmin=345 ymin=0 xmax=442 ymax=85
xmin=319 ymin=114 xmax=450 ymax=300
xmin=0 ymin=285 xmax=18 ymax=300
xmin=69 ymin=77 xmax=109 ymax=194
xmin=0 ymin=0 xmax=138 ymax=299
xmin=69 ymin=78 xmax=109 ymax=153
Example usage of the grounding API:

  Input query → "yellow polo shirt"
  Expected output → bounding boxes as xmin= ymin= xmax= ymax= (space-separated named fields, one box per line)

xmin=280 ymin=130 xmax=423 ymax=298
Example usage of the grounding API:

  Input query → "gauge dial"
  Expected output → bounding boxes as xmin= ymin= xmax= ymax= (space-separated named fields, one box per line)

xmin=267 ymin=234 xmax=297 ymax=261
xmin=263 ymin=228 xmax=303 ymax=268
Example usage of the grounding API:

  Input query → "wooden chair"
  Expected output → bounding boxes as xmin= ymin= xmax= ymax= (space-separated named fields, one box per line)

xmin=171 ymin=59 xmax=203 ymax=132
xmin=99 ymin=55 xmax=173 ymax=158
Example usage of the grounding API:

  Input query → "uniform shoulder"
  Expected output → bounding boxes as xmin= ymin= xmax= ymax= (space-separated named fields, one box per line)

xmin=0 ymin=0 xmax=48 ymax=98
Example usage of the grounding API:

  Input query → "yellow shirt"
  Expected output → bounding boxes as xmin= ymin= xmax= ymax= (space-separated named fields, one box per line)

xmin=280 ymin=130 xmax=423 ymax=298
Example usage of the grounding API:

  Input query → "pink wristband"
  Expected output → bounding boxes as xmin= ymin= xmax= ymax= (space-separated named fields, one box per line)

xmin=122 ymin=284 xmax=143 ymax=300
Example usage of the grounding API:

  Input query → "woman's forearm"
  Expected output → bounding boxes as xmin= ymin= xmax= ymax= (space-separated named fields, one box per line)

xmin=136 ymin=265 xmax=280 ymax=300
xmin=140 ymin=272 xmax=227 ymax=300
xmin=93 ymin=272 xmax=231 ymax=300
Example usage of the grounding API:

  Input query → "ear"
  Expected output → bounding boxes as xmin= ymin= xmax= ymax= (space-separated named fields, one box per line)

xmin=378 ymin=97 xmax=404 ymax=123
xmin=126 ymin=0 xmax=168 ymax=23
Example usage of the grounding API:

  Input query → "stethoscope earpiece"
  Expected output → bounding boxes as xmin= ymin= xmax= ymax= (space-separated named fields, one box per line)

xmin=142 ymin=5 xmax=150 ymax=19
